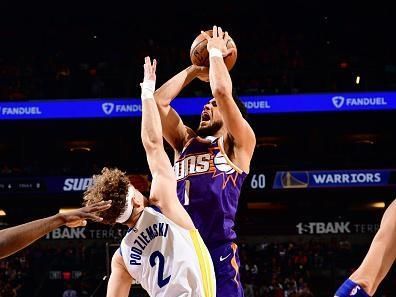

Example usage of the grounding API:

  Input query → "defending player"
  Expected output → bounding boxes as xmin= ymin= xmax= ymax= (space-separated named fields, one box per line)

xmin=83 ymin=57 xmax=216 ymax=297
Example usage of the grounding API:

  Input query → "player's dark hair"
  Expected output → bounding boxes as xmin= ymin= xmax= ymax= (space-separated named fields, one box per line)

xmin=83 ymin=167 xmax=129 ymax=224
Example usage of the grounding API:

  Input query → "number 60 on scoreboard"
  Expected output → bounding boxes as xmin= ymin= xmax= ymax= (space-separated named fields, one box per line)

xmin=250 ymin=174 xmax=266 ymax=189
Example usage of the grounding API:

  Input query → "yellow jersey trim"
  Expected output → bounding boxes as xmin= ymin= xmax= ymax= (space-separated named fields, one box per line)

xmin=189 ymin=229 xmax=215 ymax=297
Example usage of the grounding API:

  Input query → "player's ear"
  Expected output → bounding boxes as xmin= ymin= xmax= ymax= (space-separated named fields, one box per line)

xmin=132 ymin=190 xmax=144 ymax=207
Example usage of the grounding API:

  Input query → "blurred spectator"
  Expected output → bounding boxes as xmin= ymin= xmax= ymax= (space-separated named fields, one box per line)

xmin=62 ymin=283 xmax=78 ymax=297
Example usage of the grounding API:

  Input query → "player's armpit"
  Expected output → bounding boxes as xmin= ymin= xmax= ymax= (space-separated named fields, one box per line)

xmin=218 ymin=97 xmax=256 ymax=158
xmin=223 ymin=127 xmax=256 ymax=173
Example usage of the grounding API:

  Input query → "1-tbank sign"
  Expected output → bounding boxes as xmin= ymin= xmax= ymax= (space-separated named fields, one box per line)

xmin=296 ymin=221 xmax=380 ymax=234
xmin=273 ymin=169 xmax=391 ymax=189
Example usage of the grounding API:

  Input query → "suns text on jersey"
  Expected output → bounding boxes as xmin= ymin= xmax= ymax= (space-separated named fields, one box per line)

xmin=174 ymin=153 xmax=211 ymax=180
xmin=129 ymin=222 xmax=169 ymax=265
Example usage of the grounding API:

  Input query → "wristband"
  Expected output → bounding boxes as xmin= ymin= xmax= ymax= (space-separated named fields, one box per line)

xmin=141 ymin=89 xmax=154 ymax=101
xmin=209 ymin=48 xmax=223 ymax=58
xmin=141 ymin=79 xmax=156 ymax=101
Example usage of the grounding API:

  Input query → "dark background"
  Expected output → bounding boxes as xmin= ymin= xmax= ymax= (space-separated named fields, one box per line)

xmin=0 ymin=1 xmax=395 ymax=296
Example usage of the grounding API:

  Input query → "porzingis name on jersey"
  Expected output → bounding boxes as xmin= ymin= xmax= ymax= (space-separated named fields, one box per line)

xmin=129 ymin=222 xmax=169 ymax=265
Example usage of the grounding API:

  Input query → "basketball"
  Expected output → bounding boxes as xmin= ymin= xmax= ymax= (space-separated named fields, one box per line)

xmin=190 ymin=30 xmax=237 ymax=71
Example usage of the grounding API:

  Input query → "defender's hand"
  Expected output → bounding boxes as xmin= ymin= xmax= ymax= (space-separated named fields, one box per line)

xmin=59 ymin=200 xmax=112 ymax=228
xmin=140 ymin=56 xmax=157 ymax=99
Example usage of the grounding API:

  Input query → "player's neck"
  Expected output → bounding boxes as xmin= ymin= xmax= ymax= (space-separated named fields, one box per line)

xmin=209 ymin=127 xmax=226 ymax=138
xmin=125 ymin=207 xmax=144 ymax=228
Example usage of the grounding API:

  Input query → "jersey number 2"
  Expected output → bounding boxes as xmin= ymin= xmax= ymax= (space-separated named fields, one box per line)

xmin=149 ymin=251 xmax=171 ymax=288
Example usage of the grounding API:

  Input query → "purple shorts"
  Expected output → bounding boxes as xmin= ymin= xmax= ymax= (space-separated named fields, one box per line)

xmin=210 ymin=242 xmax=244 ymax=297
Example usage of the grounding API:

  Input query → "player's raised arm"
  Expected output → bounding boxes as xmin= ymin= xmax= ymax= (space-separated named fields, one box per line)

xmin=154 ymin=65 xmax=207 ymax=152
xmin=106 ymin=251 xmax=133 ymax=297
xmin=140 ymin=57 xmax=194 ymax=230
xmin=202 ymin=26 xmax=256 ymax=166
xmin=335 ymin=199 xmax=396 ymax=297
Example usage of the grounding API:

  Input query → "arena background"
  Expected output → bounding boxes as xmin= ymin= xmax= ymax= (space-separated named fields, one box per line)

xmin=1 ymin=1 xmax=395 ymax=296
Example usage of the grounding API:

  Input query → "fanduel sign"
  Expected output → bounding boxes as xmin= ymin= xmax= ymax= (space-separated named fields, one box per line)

xmin=1 ymin=106 xmax=42 ymax=115
xmin=101 ymin=102 xmax=142 ymax=115
xmin=331 ymin=95 xmax=387 ymax=109
xmin=1 ymin=91 xmax=396 ymax=120
xmin=273 ymin=169 xmax=391 ymax=189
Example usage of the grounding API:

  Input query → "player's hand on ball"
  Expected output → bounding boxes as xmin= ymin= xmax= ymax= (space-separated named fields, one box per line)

xmin=194 ymin=65 xmax=209 ymax=82
xmin=201 ymin=25 xmax=236 ymax=58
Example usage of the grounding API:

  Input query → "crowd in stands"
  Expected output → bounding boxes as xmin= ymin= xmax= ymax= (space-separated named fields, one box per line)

xmin=1 ymin=3 xmax=396 ymax=102
xmin=2 ymin=32 xmax=395 ymax=102
xmin=1 ymin=236 xmax=394 ymax=296
xmin=239 ymin=238 xmax=395 ymax=297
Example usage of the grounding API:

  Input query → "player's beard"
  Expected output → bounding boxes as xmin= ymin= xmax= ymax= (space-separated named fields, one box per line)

xmin=196 ymin=120 xmax=223 ymax=137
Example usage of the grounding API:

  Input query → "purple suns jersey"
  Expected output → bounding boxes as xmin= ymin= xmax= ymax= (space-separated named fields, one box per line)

xmin=175 ymin=136 xmax=247 ymax=249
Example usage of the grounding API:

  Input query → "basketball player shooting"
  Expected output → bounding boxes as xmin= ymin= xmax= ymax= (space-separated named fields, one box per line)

xmin=154 ymin=25 xmax=256 ymax=296
xmin=83 ymin=57 xmax=215 ymax=297
xmin=334 ymin=199 xmax=396 ymax=297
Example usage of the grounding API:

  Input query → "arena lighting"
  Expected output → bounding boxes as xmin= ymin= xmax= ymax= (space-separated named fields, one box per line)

xmin=59 ymin=208 xmax=78 ymax=213
xmin=66 ymin=140 xmax=94 ymax=152
xmin=0 ymin=209 xmax=6 ymax=216
xmin=355 ymin=75 xmax=361 ymax=85
xmin=371 ymin=202 xmax=386 ymax=208
xmin=70 ymin=147 xmax=91 ymax=152
xmin=247 ymin=202 xmax=286 ymax=210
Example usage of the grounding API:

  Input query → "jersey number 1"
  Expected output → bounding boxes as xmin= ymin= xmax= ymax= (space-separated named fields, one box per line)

xmin=183 ymin=180 xmax=190 ymax=206
xmin=149 ymin=251 xmax=171 ymax=288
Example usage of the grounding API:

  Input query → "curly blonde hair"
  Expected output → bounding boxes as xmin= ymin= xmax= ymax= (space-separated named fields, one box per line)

xmin=83 ymin=167 xmax=130 ymax=224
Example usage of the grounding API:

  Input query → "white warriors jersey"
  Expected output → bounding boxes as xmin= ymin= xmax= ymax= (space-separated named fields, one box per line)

xmin=119 ymin=207 xmax=216 ymax=297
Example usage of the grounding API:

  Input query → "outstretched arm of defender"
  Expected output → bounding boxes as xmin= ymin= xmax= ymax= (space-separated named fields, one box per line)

xmin=202 ymin=26 xmax=256 ymax=169
xmin=0 ymin=201 xmax=111 ymax=259
xmin=140 ymin=57 xmax=194 ymax=230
